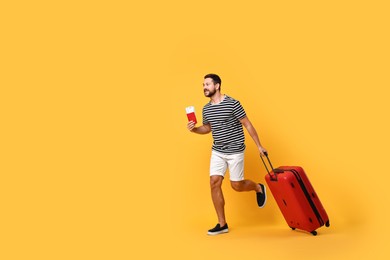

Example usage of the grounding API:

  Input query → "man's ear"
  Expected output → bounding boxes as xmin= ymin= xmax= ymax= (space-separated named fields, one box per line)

xmin=216 ymin=83 xmax=220 ymax=90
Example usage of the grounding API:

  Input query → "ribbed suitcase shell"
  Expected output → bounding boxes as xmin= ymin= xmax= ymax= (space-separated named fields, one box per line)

xmin=265 ymin=166 xmax=330 ymax=235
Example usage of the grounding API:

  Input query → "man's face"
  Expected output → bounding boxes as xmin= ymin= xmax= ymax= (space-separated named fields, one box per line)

xmin=203 ymin=78 xmax=218 ymax=97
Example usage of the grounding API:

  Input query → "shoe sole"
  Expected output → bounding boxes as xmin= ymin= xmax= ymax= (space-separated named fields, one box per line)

xmin=258 ymin=184 xmax=267 ymax=208
xmin=207 ymin=229 xmax=229 ymax=236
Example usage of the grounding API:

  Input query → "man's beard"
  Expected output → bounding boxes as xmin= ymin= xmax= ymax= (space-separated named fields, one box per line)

xmin=204 ymin=88 xmax=216 ymax=97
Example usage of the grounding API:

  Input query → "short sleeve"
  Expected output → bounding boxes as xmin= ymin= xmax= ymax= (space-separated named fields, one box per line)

xmin=202 ymin=106 xmax=209 ymax=125
xmin=233 ymin=100 xmax=246 ymax=120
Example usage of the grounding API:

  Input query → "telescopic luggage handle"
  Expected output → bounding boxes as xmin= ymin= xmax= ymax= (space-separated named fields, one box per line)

xmin=260 ymin=152 xmax=282 ymax=181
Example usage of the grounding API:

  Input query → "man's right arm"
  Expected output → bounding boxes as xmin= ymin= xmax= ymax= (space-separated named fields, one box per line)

xmin=187 ymin=121 xmax=211 ymax=134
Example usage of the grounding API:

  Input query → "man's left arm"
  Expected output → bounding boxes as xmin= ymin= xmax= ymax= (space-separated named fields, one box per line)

xmin=240 ymin=116 xmax=267 ymax=156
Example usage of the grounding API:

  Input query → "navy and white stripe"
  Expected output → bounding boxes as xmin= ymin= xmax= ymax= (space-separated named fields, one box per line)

xmin=202 ymin=95 xmax=247 ymax=154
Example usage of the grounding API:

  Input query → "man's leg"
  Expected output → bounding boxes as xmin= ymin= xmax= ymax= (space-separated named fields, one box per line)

xmin=210 ymin=175 xmax=226 ymax=226
xmin=231 ymin=180 xmax=267 ymax=208
xmin=207 ymin=151 xmax=229 ymax=235
xmin=227 ymin=152 xmax=267 ymax=208
xmin=230 ymin=180 xmax=262 ymax=192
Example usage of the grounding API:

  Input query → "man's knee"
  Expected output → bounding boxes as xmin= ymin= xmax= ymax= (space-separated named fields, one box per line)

xmin=230 ymin=181 xmax=244 ymax=191
xmin=210 ymin=175 xmax=223 ymax=189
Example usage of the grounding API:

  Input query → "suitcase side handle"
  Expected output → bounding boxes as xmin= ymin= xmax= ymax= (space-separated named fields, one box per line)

xmin=260 ymin=152 xmax=282 ymax=181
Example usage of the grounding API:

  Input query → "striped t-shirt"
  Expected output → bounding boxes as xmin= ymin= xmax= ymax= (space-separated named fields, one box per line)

xmin=202 ymin=95 xmax=247 ymax=154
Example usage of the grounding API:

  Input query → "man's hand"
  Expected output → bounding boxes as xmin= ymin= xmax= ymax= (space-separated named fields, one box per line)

xmin=259 ymin=146 xmax=268 ymax=157
xmin=187 ymin=121 xmax=196 ymax=132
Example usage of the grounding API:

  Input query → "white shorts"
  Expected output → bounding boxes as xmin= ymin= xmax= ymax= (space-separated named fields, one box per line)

xmin=209 ymin=150 xmax=244 ymax=181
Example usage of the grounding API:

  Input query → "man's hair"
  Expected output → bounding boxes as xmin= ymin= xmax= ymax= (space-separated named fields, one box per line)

xmin=204 ymin=74 xmax=222 ymax=90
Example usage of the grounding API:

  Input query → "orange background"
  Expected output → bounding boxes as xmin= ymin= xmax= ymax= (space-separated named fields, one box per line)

xmin=1 ymin=1 xmax=389 ymax=259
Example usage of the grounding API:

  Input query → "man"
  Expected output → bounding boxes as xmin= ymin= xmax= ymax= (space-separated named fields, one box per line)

xmin=187 ymin=73 xmax=268 ymax=235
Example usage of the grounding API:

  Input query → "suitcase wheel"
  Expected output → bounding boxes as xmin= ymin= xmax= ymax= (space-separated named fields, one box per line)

xmin=311 ymin=231 xmax=317 ymax=236
xmin=290 ymin=227 xmax=296 ymax=230
xmin=325 ymin=220 xmax=330 ymax=227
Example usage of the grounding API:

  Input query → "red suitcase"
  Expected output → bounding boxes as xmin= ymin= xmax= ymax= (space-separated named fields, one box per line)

xmin=261 ymin=154 xmax=330 ymax=235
